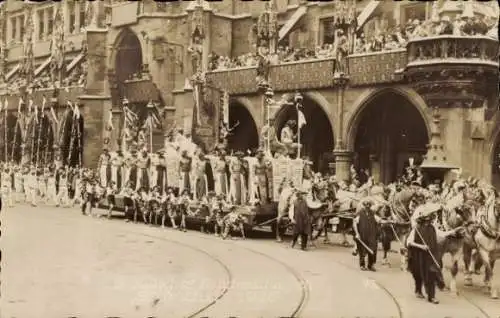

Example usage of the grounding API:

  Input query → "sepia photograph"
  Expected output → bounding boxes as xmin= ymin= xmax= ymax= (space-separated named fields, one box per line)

xmin=0 ymin=0 xmax=499 ymax=317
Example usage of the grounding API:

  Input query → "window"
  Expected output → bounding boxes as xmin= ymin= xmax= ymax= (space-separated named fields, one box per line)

xmin=79 ymin=1 xmax=86 ymax=28
xmin=19 ymin=16 xmax=25 ymax=41
xmin=68 ymin=2 xmax=76 ymax=33
xmin=47 ymin=8 xmax=53 ymax=36
xmin=401 ymin=3 xmax=426 ymax=24
xmin=38 ymin=10 xmax=45 ymax=40
xmin=320 ymin=18 xmax=335 ymax=45
xmin=10 ymin=17 xmax=17 ymax=41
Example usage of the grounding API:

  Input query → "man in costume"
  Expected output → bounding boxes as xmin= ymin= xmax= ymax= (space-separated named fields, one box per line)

xmin=98 ymin=149 xmax=111 ymax=188
xmin=229 ymin=151 xmax=247 ymax=205
xmin=407 ymin=203 xmax=450 ymax=304
xmin=1 ymin=167 xmax=13 ymax=207
xmin=178 ymin=150 xmax=192 ymax=195
xmin=149 ymin=151 xmax=161 ymax=190
xmin=122 ymin=149 xmax=133 ymax=187
xmin=280 ymin=120 xmax=300 ymax=158
xmin=136 ymin=149 xmax=150 ymax=190
xmin=290 ymin=186 xmax=311 ymax=251
xmin=193 ymin=152 xmax=208 ymax=201
xmin=254 ymin=149 xmax=270 ymax=205
xmin=213 ymin=150 xmax=229 ymax=197
xmin=353 ymin=197 xmax=382 ymax=271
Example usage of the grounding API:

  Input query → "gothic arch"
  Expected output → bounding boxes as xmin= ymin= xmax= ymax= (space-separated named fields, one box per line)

xmin=345 ymin=86 xmax=432 ymax=151
xmin=275 ymin=91 xmax=335 ymax=132
xmin=109 ymin=28 xmax=145 ymax=84
xmin=273 ymin=91 xmax=335 ymax=172
xmin=231 ymin=97 xmax=260 ymax=128
xmin=227 ymin=97 xmax=259 ymax=152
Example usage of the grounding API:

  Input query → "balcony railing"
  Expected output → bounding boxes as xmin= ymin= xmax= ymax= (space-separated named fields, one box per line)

xmin=347 ymin=49 xmax=407 ymax=86
xmin=406 ymin=35 xmax=499 ymax=68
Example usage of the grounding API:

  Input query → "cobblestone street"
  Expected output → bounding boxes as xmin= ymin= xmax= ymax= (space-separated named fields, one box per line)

xmin=2 ymin=206 xmax=499 ymax=318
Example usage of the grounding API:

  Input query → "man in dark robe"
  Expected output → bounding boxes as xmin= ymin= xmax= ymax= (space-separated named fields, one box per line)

xmin=406 ymin=203 xmax=446 ymax=304
xmin=291 ymin=187 xmax=311 ymax=251
xmin=353 ymin=198 xmax=380 ymax=271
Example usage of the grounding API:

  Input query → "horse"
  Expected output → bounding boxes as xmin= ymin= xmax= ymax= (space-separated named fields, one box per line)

xmin=309 ymin=181 xmax=336 ymax=244
xmin=439 ymin=194 xmax=476 ymax=295
xmin=330 ymin=188 xmax=365 ymax=246
xmin=463 ymin=193 xmax=500 ymax=299
xmin=382 ymin=185 xmax=425 ymax=270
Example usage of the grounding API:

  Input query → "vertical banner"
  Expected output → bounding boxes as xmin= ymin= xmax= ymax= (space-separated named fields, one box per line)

xmin=272 ymin=157 xmax=290 ymax=201
xmin=289 ymin=158 xmax=304 ymax=190
xmin=164 ymin=152 xmax=180 ymax=188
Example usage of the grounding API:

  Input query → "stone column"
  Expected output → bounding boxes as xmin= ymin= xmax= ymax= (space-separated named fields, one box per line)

xmin=369 ymin=153 xmax=381 ymax=183
xmin=333 ymin=75 xmax=351 ymax=181
xmin=334 ymin=150 xmax=352 ymax=182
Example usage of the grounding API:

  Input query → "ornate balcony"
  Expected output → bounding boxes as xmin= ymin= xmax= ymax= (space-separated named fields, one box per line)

xmin=206 ymin=58 xmax=336 ymax=94
xmin=404 ymin=35 xmax=499 ymax=109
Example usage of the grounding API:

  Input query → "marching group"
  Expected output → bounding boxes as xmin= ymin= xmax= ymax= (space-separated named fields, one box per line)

xmin=2 ymin=125 xmax=499 ymax=304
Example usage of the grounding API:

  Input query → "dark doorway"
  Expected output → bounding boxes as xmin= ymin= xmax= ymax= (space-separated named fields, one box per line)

xmin=275 ymin=96 xmax=334 ymax=173
xmin=353 ymin=93 xmax=429 ymax=184
xmin=227 ymin=102 xmax=259 ymax=153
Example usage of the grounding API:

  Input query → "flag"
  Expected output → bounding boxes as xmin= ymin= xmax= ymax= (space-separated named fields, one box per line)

xmin=42 ymin=96 xmax=46 ymax=112
xmin=29 ymin=99 xmax=34 ymax=114
xmin=297 ymin=109 xmax=307 ymax=128
xmin=18 ymin=98 xmax=23 ymax=113
xmin=0 ymin=100 xmax=3 ymax=112
xmin=5 ymin=99 xmax=8 ymax=113
xmin=50 ymin=106 xmax=59 ymax=125
xmin=33 ymin=102 xmax=38 ymax=123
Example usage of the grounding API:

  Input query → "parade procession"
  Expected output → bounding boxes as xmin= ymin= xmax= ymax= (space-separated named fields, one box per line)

xmin=0 ymin=0 xmax=499 ymax=316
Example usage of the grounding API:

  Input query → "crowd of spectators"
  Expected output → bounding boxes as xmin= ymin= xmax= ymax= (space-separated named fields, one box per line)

xmin=207 ymin=13 xmax=497 ymax=71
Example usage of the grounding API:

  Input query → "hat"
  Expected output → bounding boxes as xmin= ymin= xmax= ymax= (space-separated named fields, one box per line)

xmin=454 ymin=181 xmax=466 ymax=191
xmin=416 ymin=203 xmax=441 ymax=220
xmin=234 ymin=151 xmax=244 ymax=157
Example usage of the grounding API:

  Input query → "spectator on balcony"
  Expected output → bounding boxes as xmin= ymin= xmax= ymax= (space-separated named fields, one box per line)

xmin=452 ymin=16 xmax=465 ymax=36
xmin=472 ymin=16 xmax=489 ymax=35
xmin=438 ymin=16 xmax=453 ymax=35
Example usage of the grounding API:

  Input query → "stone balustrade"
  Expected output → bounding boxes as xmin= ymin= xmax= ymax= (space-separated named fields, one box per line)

xmin=206 ymin=35 xmax=499 ymax=95
xmin=406 ymin=35 xmax=499 ymax=68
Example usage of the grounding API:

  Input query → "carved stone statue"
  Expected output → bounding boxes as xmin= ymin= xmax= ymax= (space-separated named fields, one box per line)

xmin=188 ymin=31 xmax=203 ymax=79
xmin=256 ymin=43 xmax=271 ymax=87
xmin=333 ymin=29 xmax=349 ymax=76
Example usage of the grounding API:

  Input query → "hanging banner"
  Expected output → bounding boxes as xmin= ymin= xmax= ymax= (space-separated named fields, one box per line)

xmin=289 ymin=158 xmax=304 ymax=190
xmin=164 ymin=152 xmax=179 ymax=188
xmin=272 ymin=157 xmax=290 ymax=201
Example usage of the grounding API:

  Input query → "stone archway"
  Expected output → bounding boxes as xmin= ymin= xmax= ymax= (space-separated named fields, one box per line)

xmin=60 ymin=111 xmax=85 ymax=167
xmin=227 ymin=100 xmax=259 ymax=153
xmin=274 ymin=94 xmax=335 ymax=172
xmin=346 ymin=89 xmax=430 ymax=184
xmin=114 ymin=28 xmax=143 ymax=97
xmin=26 ymin=114 xmax=55 ymax=165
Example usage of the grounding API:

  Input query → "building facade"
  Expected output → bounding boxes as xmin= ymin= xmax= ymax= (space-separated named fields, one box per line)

xmin=0 ymin=0 xmax=498 ymax=187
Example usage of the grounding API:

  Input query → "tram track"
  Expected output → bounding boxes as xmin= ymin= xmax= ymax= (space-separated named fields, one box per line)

xmin=103 ymin=217 xmax=310 ymax=318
